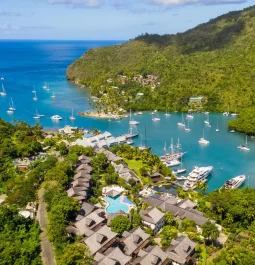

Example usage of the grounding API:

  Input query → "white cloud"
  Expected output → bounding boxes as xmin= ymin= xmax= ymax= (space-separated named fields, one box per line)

xmin=47 ymin=0 xmax=103 ymax=7
xmin=0 ymin=22 xmax=18 ymax=33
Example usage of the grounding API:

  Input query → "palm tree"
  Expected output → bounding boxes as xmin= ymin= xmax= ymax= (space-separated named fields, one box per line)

xmin=202 ymin=221 xmax=220 ymax=244
xmin=196 ymin=181 xmax=208 ymax=195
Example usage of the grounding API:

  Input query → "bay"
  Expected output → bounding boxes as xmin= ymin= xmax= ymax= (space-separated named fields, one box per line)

xmin=0 ymin=40 xmax=254 ymax=191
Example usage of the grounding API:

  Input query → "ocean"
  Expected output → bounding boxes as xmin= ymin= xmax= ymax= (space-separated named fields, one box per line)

xmin=0 ymin=40 xmax=254 ymax=191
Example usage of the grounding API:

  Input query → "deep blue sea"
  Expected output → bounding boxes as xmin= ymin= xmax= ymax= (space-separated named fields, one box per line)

xmin=0 ymin=40 xmax=255 ymax=191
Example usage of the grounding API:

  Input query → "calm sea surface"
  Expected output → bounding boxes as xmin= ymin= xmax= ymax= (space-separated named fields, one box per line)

xmin=0 ymin=40 xmax=254 ymax=191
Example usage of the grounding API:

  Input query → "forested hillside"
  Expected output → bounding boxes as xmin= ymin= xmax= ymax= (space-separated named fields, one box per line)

xmin=67 ymin=5 xmax=255 ymax=133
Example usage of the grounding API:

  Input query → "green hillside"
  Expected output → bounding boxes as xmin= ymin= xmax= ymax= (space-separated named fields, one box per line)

xmin=67 ymin=6 xmax=255 ymax=133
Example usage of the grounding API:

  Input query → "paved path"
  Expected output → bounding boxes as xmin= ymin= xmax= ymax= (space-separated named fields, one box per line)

xmin=37 ymin=188 xmax=56 ymax=265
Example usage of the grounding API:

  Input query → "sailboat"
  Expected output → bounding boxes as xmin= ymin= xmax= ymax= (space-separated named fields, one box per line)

xmin=177 ymin=113 xmax=185 ymax=127
xmin=231 ymin=106 xmax=238 ymax=116
xmin=184 ymin=119 xmax=191 ymax=132
xmin=165 ymin=108 xmax=170 ymax=116
xmin=7 ymin=98 xmax=16 ymax=114
xmin=138 ymin=126 xmax=151 ymax=150
xmin=33 ymin=109 xmax=40 ymax=119
xmin=186 ymin=110 xmax=194 ymax=119
xmin=123 ymin=124 xmax=139 ymax=139
xmin=43 ymin=81 xmax=48 ymax=89
xmin=199 ymin=129 xmax=209 ymax=145
xmin=51 ymin=92 xmax=56 ymax=99
xmin=129 ymin=109 xmax=139 ymax=125
xmin=173 ymin=153 xmax=186 ymax=175
xmin=32 ymin=86 xmax=36 ymax=93
xmin=69 ymin=108 xmax=76 ymax=120
xmin=204 ymin=113 xmax=210 ymax=126
xmin=33 ymin=90 xmax=38 ymax=101
xmin=152 ymin=112 xmax=160 ymax=121
xmin=223 ymin=104 xmax=230 ymax=116
xmin=0 ymin=84 xmax=6 ymax=96
xmin=238 ymin=135 xmax=251 ymax=151
xmin=164 ymin=139 xmax=181 ymax=167
xmin=216 ymin=122 xmax=219 ymax=132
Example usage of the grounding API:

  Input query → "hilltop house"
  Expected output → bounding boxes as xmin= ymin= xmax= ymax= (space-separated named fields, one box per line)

xmin=166 ymin=236 xmax=197 ymax=265
xmin=140 ymin=207 xmax=165 ymax=234
xmin=189 ymin=97 xmax=205 ymax=104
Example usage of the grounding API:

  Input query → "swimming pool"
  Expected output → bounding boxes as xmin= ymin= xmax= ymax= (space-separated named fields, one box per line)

xmin=105 ymin=196 xmax=133 ymax=213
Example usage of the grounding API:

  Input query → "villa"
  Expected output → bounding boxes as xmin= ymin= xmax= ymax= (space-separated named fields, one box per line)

xmin=189 ymin=97 xmax=205 ymax=103
xmin=140 ymin=207 xmax=165 ymax=234
xmin=132 ymin=245 xmax=169 ymax=265
xmin=78 ymin=155 xmax=92 ymax=165
xmin=166 ymin=236 xmax=197 ymax=265
xmin=84 ymin=225 xmax=117 ymax=255
xmin=74 ymin=211 xmax=106 ymax=237
xmin=59 ymin=125 xmax=78 ymax=135
xmin=112 ymin=162 xmax=139 ymax=183
xmin=94 ymin=247 xmax=131 ymax=265
xmin=120 ymin=227 xmax=150 ymax=256
xmin=67 ymin=187 xmax=87 ymax=201
xmin=76 ymin=164 xmax=92 ymax=173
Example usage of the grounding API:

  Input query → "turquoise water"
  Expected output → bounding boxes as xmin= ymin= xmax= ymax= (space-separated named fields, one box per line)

xmin=1 ymin=40 xmax=255 ymax=191
xmin=105 ymin=196 xmax=129 ymax=213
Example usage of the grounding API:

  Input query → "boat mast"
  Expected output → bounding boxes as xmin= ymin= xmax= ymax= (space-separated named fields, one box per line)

xmin=145 ymin=126 xmax=147 ymax=147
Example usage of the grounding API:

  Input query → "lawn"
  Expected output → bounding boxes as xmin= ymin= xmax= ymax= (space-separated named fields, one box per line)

xmin=123 ymin=159 xmax=144 ymax=178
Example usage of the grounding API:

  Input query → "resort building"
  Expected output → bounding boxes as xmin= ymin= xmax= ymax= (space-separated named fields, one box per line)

xmin=166 ymin=236 xmax=197 ymax=265
xmin=74 ymin=211 xmax=106 ymax=237
xmin=140 ymin=207 xmax=165 ymax=234
xmin=120 ymin=227 xmax=150 ymax=256
xmin=132 ymin=245 xmax=169 ymax=265
xmin=59 ymin=125 xmax=78 ymax=135
xmin=84 ymin=225 xmax=117 ymax=255
xmin=94 ymin=247 xmax=131 ymax=265
xmin=189 ymin=97 xmax=205 ymax=103
xmin=77 ymin=202 xmax=95 ymax=218
xmin=112 ymin=163 xmax=139 ymax=183
xmin=76 ymin=164 xmax=92 ymax=173
xmin=67 ymin=187 xmax=87 ymax=202
xmin=77 ymin=155 xmax=92 ymax=165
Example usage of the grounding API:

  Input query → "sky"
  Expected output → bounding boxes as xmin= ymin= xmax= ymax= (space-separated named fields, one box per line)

xmin=0 ymin=0 xmax=255 ymax=40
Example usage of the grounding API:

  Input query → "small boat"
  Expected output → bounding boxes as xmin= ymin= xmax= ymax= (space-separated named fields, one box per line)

xmin=8 ymin=97 xmax=16 ymax=111
xmin=222 ymin=175 xmax=246 ymax=189
xmin=173 ymin=155 xmax=186 ymax=175
xmin=33 ymin=109 xmax=43 ymax=119
xmin=0 ymin=84 xmax=6 ymax=96
xmin=165 ymin=108 xmax=170 ymax=116
xmin=69 ymin=108 xmax=76 ymax=120
xmin=204 ymin=113 xmax=210 ymax=125
xmin=126 ymin=139 xmax=134 ymax=145
xmin=186 ymin=112 xmax=194 ymax=119
xmin=33 ymin=90 xmax=38 ymax=101
xmin=138 ymin=126 xmax=151 ymax=150
xmin=223 ymin=104 xmax=230 ymax=116
xmin=129 ymin=109 xmax=139 ymax=125
xmin=204 ymin=111 xmax=209 ymax=114
xmin=216 ymin=122 xmax=219 ymax=132
xmin=1 ymin=77 xmax=4 ymax=80
xmin=230 ymin=130 xmax=235 ymax=133
xmin=137 ymin=112 xmax=143 ymax=115
xmin=51 ymin=115 xmax=62 ymax=121
xmin=164 ymin=159 xmax=181 ymax=167
xmin=152 ymin=112 xmax=160 ymax=121
xmin=231 ymin=107 xmax=238 ymax=116
xmin=43 ymin=81 xmax=48 ymax=89
xmin=123 ymin=125 xmax=139 ymax=139
xmin=51 ymin=92 xmax=56 ymax=99
xmin=184 ymin=119 xmax=191 ymax=132
xmin=199 ymin=129 xmax=209 ymax=145
xmin=32 ymin=86 xmax=36 ymax=93
xmin=238 ymin=136 xmax=250 ymax=151
xmin=177 ymin=113 xmax=185 ymax=127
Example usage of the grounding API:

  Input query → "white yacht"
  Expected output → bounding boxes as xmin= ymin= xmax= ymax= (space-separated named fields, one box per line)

xmin=51 ymin=92 xmax=56 ymax=99
xmin=165 ymin=109 xmax=170 ymax=116
xmin=43 ymin=81 xmax=48 ymax=89
xmin=51 ymin=115 xmax=62 ymax=121
xmin=187 ymin=166 xmax=213 ymax=182
xmin=137 ymin=112 xmax=143 ymax=115
xmin=223 ymin=104 xmax=230 ymax=116
xmin=177 ymin=113 xmax=185 ymax=127
xmin=222 ymin=175 xmax=246 ymax=189
xmin=161 ymin=139 xmax=186 ymax=161
xmin=69 ymin=108 xmax=76 ymax=120
xmin=199 ymin=130 xmax=209 ymax=145
xmin=164 ymin=159 xmax=181 ymax=167
xmin=0 ymin=84 xmax=6 ymax=96
xmin=152 ymin=114 xmax=160 ymax=121
xmin=238 ymin=136 xmax=250 ymax=151
xmin=173 ymin=155 xmax=186 ymax=175
xmin=204 ymin=113 xmax=210 ymax=125
xmin=186 ymin=113 xmax=194 ymax=119
xmin=216 ymin=122 xmax=219 ymax=132
xmin=33 ymin=109 xmax=40 ymax=119
xmin=129 ymin=109 xmax=139 ymax=125
xmin=231 ymin=107 xmax=238 ymax=116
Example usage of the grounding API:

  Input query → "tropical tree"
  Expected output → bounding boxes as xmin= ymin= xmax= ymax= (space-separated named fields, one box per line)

xmin=110 ymin=215 xmax=132 ymax=236
xmin=202 ymin=221 xmax=219 ymax=243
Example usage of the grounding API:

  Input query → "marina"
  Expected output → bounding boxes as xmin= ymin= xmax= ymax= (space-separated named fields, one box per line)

xmin=0 ymin=40 xmax=255 ymax=192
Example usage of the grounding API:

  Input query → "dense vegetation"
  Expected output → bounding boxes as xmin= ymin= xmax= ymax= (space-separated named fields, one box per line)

xmin=0 ymin=206 xmax=41 ymax=265
xmin=67 ymin=5 xmax=255 ymax=134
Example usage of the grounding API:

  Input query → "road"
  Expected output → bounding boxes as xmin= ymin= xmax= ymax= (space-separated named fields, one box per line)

xmin=37 ymin=188 xmax=56 ymax=265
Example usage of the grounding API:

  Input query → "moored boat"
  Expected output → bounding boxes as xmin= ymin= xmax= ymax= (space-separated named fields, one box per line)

xmin=222 ymin=175 xmax=246 ymax=189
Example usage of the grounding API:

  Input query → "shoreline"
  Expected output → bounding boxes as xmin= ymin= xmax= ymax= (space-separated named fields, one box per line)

xmin=78 ymin=111 xmax=127 ymax=119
